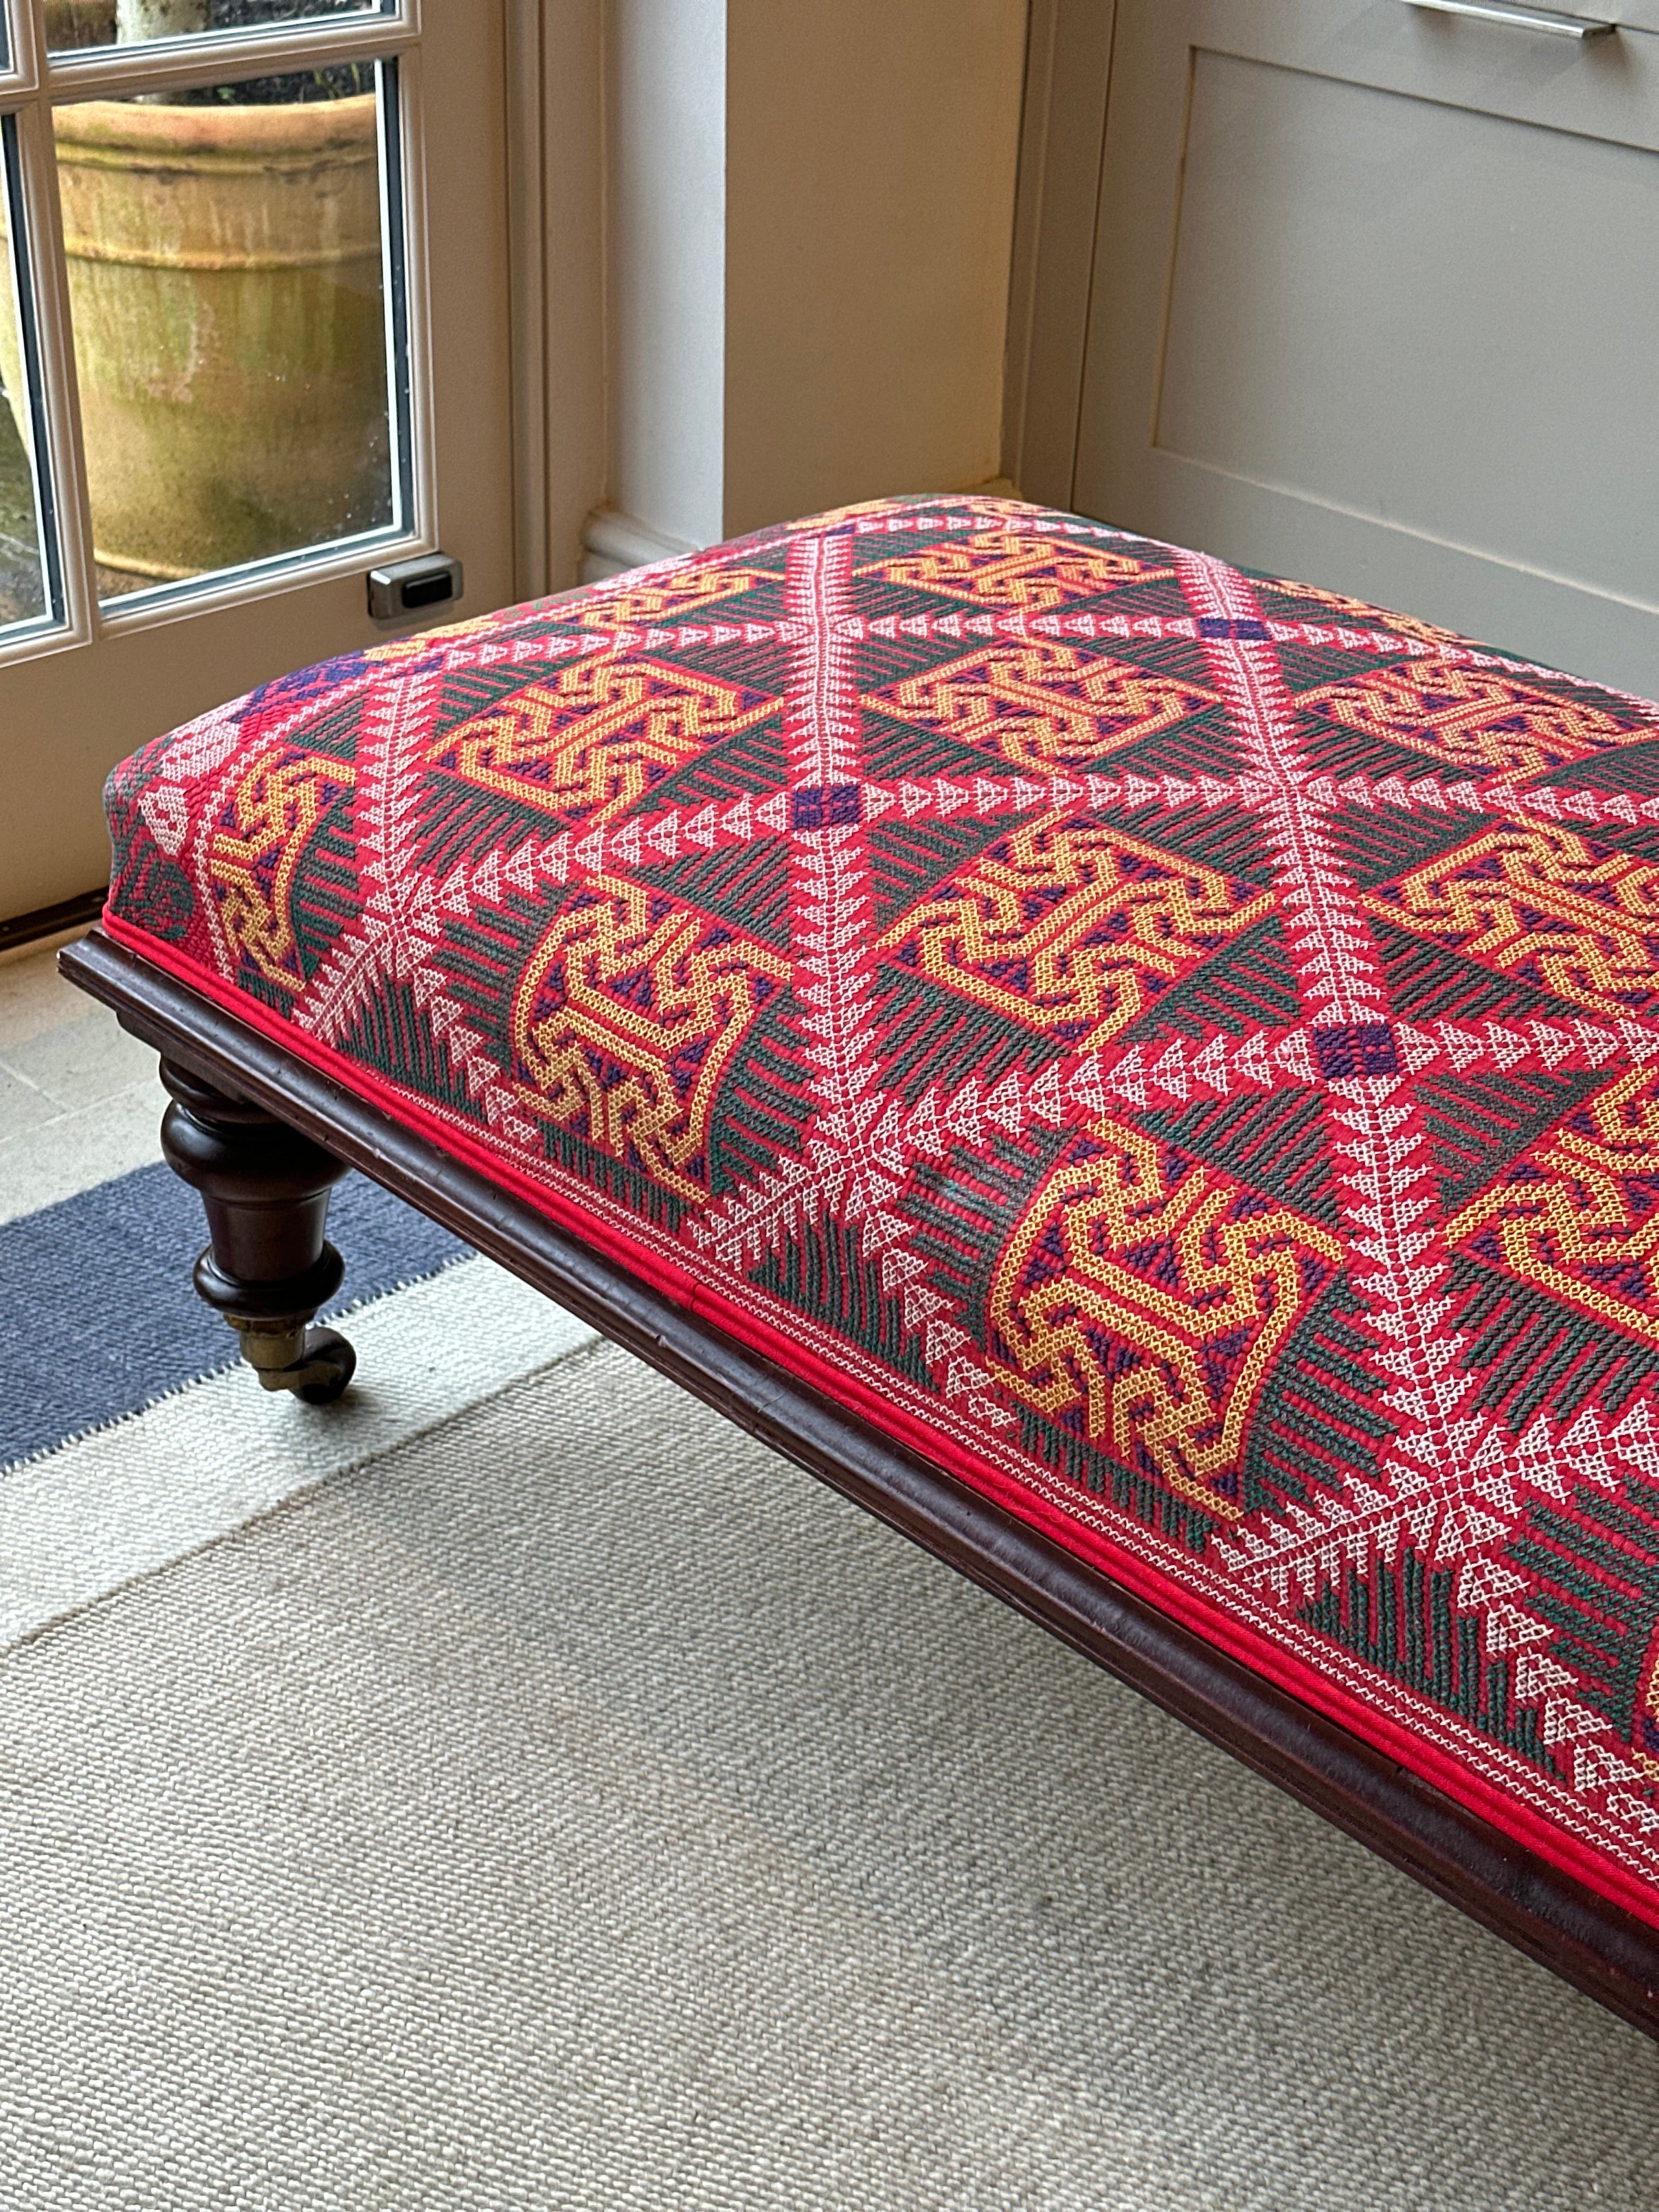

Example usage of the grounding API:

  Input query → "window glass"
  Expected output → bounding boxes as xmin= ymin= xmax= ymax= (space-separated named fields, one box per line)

xmin=57 ymin=58 xmax=404 ymax=605
xmin=47 ymin=2 xmax=391 ymax=57
xmin=0 ymin=119 xmax=56 ymax=636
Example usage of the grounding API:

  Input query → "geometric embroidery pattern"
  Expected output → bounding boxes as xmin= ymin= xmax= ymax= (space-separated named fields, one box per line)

xmin=207 ymin=751 xmax=354 ymax=993
xmin=1446 ymin=1067 xmax=1659 ymax=1346
xmin=101 ymin=494 xmax=1659 ymax=1929
xmin=879 ymin=817 xmax=1273 ymax=1049
xmin=989 ymin=1126 xmax=1342 ymax=1517
xmin=864 ymin=530 xmax=1168 ymax=610
xmin=867 ymin=644 xmax=1219 ymax=771
xmin=510 ymin=881 xmax=788 ymax=1201
xmin=1304 ymin=663 xmax=1635 ymax=777
xmin=1365 ymin=823 xmax=1659 ymax=1024
xmin=435 ymin=658 xmax=777 ymax=826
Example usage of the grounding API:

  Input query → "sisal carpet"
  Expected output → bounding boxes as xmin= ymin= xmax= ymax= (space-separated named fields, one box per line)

xmin=3 ymin=943 xmax=1656 ymax=2205
xmin=2 ymin=1336 xmax=1656 ymax=2209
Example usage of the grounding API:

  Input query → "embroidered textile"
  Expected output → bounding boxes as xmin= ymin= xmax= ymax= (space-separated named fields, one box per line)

xmin=104 ymin=498 xmax=1659 ymax=1925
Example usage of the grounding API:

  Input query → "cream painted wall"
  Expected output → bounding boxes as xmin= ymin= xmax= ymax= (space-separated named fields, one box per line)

xmin=723 ymin=0 xmax=1028 ymax=539
xmin=588 ymin=0 xmax=1029 ymax=570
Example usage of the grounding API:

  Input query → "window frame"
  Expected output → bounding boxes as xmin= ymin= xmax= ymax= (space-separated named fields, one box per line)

xmin=0 ymin=0 xmax=432 ymax=671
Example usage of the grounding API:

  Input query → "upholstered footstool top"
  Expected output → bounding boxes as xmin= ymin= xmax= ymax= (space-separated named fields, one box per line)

xmin=102 ymin=495 xmax=1659 ymax=1929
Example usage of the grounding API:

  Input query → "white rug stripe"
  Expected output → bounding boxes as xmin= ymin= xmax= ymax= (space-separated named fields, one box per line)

xmin=0 ymin=1257 xmax=595 ymax=1651
xmin=1 ymin=1344 xmax=1646 ymax=2208
xmin=0 ymin=1070 xmax=166 ymax=1227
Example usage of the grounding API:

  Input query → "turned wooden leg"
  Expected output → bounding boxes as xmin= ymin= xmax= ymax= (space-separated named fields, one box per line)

xmin=159 ymin=1059 xmax=357 ymax=1404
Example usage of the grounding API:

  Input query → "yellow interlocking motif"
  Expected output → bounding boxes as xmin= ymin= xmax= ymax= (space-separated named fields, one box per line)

xmin=1266 ymin=575 xmax=1464 ymax=645
xmin=1303 ymin=664 xmax=1633 ymax=777
xmin=1364 ymin=823 xmax=1659 ymax=1023
xmin=438 ymin=657 xmax=776 ymax=825
xmin=510 ymin=878 xmax=788 ymax=1200
xmin=1447 ymin=1067 xmax=1659 ymax=1345
xmin=1637 ymin=1635 xmax=1659 ymax=1785
xmin=363 ymin=614 xmax=488 ymax=664
xmin=575 ymin=563 xmax=773 ymax=629
xmin=867 ymin=532 xmax=1166 ymax=611
xmin=991 ymin=1130 xmax=1342 ymax=1514
xmin=866 ymin=642 xmax=1216 ymax=773
xmin=208 ymin=752 xmax=356 ymax=991
xmin=1639 ymin=1708 xmax=1659 ymax=1788
xmin=880 ymin=817 xmax=1273 ymax=1048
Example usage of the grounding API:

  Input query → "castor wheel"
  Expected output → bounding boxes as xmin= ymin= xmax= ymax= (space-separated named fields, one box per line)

xmin=228 ymin=1317 xmax=358 ymax=1404
xmin=293 ymin=1327 xmax=357 ymax=1406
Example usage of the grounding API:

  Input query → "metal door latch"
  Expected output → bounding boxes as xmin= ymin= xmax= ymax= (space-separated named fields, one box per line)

xmin=367 ymin=552 xmax=464 ymax=625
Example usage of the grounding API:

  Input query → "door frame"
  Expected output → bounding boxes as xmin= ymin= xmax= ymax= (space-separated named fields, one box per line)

xmin=506 ymin=0 xmax=603 ymax=607
xmin=1000 ymin=0 xmax=1118 ymax=511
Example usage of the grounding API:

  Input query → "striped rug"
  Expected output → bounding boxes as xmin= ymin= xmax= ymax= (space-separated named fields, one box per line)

xmin=0 ymin=933 xmax=596 ymax=1658
xmin=2 ymin=943 xmax=1655 ymax=2209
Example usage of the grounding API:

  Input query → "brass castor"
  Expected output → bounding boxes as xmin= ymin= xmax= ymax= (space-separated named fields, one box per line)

xmin=227 ymin=1319 xmax=358 ymax=1406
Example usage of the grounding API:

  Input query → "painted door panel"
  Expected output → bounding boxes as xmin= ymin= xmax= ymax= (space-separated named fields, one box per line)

xmin=1073 ymin=0 xmax=1659 ymax=694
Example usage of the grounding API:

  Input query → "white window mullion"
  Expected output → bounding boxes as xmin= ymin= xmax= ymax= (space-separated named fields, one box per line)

xmin=41 ymin=3 xmax=416 ymax=105
xmin=387 ymin=38 xmax=435 ymax=564
xmin=2 ymin=86 xmax=97 ymax=658
xmin=0 ymin=0 xmax=42 ymax=98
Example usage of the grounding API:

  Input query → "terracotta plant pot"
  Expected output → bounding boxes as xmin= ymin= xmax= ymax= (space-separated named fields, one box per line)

xmin=41 ymin=0 xmax=116 ymax=48
xmin=2 ymin=91 xmax=390 ymax=584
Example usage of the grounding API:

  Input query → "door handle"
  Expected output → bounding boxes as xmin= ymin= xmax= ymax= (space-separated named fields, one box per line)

xmin=367 ymin=554 xmax=465 ymax=624
xmin=1402 ymin=0 xmax=1615 ymax=35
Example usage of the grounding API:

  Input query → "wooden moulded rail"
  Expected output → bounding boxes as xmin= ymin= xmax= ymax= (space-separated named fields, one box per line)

xmin=59 ymin=926 xmax=1659 ymax=2039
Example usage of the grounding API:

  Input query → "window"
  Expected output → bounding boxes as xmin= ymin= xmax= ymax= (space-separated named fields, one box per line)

xmin=0 ymin=0 xmax=520 ymax=918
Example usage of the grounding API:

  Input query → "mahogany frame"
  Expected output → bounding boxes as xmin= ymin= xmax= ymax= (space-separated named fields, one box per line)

xmin=60 ymin=924 xmax=1659 ymax=2038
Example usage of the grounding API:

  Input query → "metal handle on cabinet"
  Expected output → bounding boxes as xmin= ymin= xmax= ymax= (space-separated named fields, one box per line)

xmin=1403 ymin=0 xmax=1615 ymax=36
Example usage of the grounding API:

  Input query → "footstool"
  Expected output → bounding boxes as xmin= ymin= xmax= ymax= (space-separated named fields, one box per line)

xmin=64 ymin=495 xmax=1659 ymax=2033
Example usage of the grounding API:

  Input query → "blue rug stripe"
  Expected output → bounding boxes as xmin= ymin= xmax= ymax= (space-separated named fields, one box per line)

xmin=2 ymin=1163 xmax=469 ymax=1471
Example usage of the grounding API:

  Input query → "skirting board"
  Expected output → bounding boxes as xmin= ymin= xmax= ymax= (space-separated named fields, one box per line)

xmin=579 ymin=509 xmax=699 ymax=585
